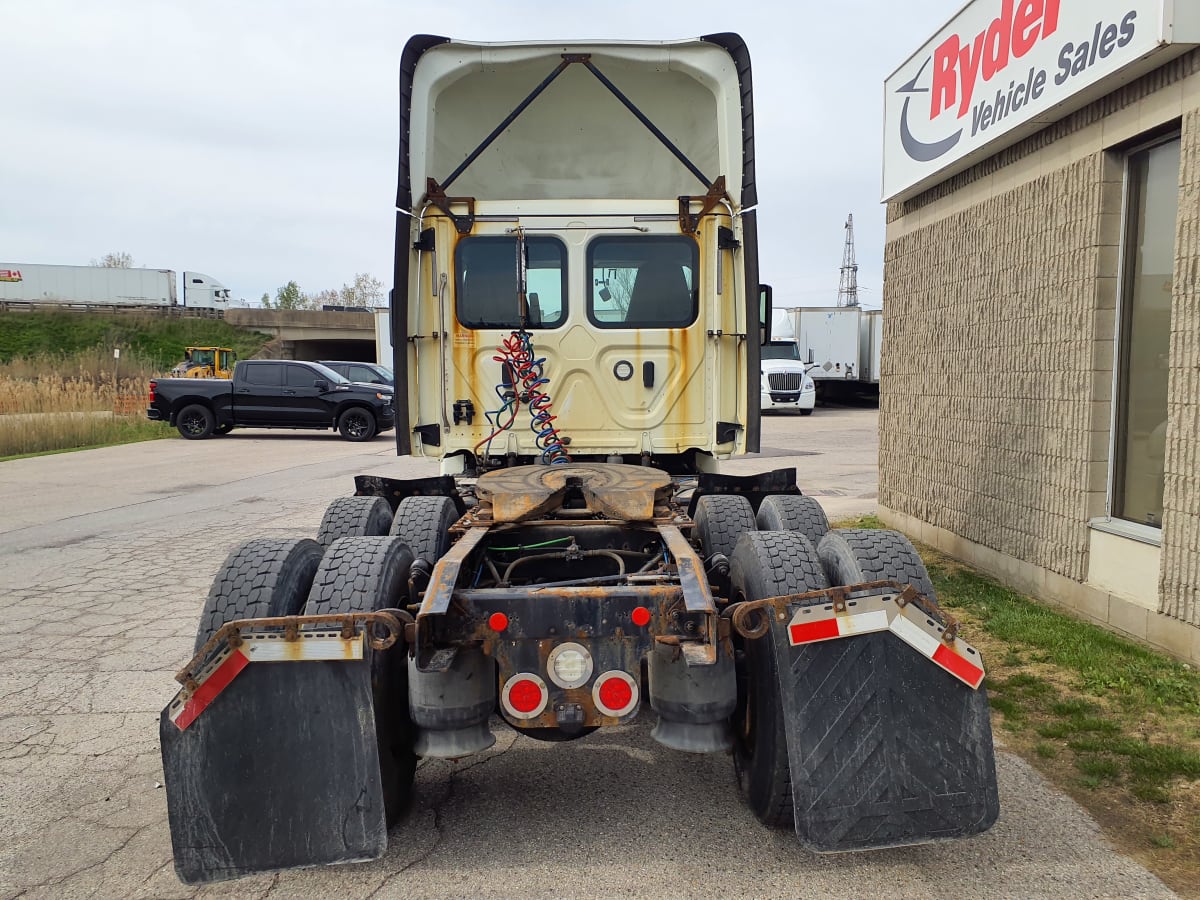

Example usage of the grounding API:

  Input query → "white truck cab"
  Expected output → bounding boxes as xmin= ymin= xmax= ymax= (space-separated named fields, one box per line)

xmin=392 ymin=35 xmax=763 ymax=474
xmin=759 ymin=340 xmax=815 ymax=415
xmin=182 ymin=272 xmax=232 ymax=309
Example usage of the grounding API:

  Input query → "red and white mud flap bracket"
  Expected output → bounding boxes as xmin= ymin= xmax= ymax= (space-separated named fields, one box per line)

xmin=159 ymin=614 xmax=402 ymax=885
xmin=749 ymin=583 xmax=999 ymax=852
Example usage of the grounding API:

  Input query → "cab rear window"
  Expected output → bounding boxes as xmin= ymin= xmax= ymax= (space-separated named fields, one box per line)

xmin=455 ymin=237 xmax=567 ymax=329
xmin=588 ymin=236 xmax=698 ymax=329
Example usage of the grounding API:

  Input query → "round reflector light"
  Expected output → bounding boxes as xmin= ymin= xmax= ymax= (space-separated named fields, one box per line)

xmin=631 ymin=606 xmax=651 ymax=627
xmin=488 ymin=612 xmax=509 ymax=632
xmin=546 ymin=641 xmax=593 ymax=689
xmin=592 ymin=670 xmax=639 ymax=718
xmin=502 ymin=674 xmax=548 ymax=720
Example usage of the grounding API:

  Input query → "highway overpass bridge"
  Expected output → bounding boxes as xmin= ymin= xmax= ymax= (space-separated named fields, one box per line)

xmin=225 ymin=308 xmax=380 ymax=362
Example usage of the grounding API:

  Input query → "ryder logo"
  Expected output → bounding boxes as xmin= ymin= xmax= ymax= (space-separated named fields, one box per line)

xmin=898 ymin=0 xmax=1064 ymax=162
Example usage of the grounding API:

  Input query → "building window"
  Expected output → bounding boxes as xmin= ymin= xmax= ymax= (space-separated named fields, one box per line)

xmin=1112 ymin=136 xmax=1179 ymax=528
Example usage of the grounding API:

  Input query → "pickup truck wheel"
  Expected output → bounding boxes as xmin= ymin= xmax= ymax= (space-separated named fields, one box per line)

xmin=338 ymin=407 xmax=377 ymax=442
xmin=755 ymin=495 xmax=829 ymax=548
xmin=305 ymin=536 xmax=416 ymax=826
xmin=193 ymin=537 xmax=324 ymax=652
xmin=693 ymin=495 xmax=755 ymax=559
xmin=316 ymin=496 xmax=393 ymax=546
xmin=177 ymin=404 xmax=215 ymax=440
xmin=817 ymin=529 xmax=937 ymax=600
xmin=390 ymin=496 xmax=457 ymax=566
xmin=730 ymin=531 xmax=828 ymax=828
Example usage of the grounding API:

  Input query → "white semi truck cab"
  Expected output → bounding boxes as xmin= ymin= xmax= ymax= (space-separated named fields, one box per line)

xmin=392 ymin=36 xmax=763 ymax=474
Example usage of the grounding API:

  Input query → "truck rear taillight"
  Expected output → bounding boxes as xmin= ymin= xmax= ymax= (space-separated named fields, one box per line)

xmin=148 ymin=380 xmax=157 ymax=403
xmin=593 ymin=671 xmax=638 ymax=717
xmin=501 ymin=674 xmax=548 ymax=719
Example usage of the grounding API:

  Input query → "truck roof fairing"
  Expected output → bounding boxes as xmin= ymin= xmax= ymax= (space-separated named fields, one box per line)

xmin=396 ymin=34 xmax=756 ymax=208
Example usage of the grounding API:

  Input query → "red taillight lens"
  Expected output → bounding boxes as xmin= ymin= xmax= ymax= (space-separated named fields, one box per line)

xmin=148 ymin=380 xmax=157 ymax=403
xmin=631 ymin=606 xmax=651 ymax=627
xmin=502 ymin=674 xmax=548 ymax=719
xmin=488 ymin=612 xmax=509 ymax=632
xmin=598 ymin=677 xmax=632 ymax=711
xmin=592 ymin=671 xmax=639 ymax=717
xmin=508 ymin=680 xmax=541 ymax=713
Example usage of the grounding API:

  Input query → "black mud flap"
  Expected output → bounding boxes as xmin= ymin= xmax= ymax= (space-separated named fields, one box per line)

xmin=159 ymin=657 xmax=386 ymax=884
xmin=771 ymin=622 xmax=999 ymax=852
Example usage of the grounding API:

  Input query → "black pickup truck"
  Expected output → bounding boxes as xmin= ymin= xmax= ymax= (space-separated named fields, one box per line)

xmin=147 ymin=359 xmax=395 ymax=442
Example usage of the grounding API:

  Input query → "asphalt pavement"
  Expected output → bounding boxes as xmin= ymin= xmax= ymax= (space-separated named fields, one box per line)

xmin=0 ymin=409 xmax=1175 ymax=898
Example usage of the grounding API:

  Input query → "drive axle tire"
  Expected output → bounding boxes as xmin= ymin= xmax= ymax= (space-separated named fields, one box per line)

xmin=755 ymin=495 xmax=830 ymax=549
xmin=305 ymin=536 xmax=417 ymax=826
xmin=194 ymin=537 xmax=324 ymax=651
xmin=390 ymin=495 xmax=457 ymax=566
xmin=730 ymin=531 xmax=828 ymax=828
xmin=338 ymin=407 xmax=377 ymax=442
xmin=317 ymin=496 xmax=394 ymax=546
xmin=177 ymin=404 xmax=215 ymax=440
xmin=817 ymin=529 xmax=936 ymax=600
xmin=693 ymin=495 xmax=756 ymax=559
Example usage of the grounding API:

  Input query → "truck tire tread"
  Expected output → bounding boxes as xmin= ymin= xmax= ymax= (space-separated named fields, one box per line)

xmin=693 ymin=495 xmax=756 ymax=559
xmin=316 ymin=496 xmax=394 ymax=546
xmin=755 ymin=495 xmax=830 ymax=548
xmin=194 ymin=538 xmax=324 ymax=651
xmin=817 ymin=528 xmax=936 ymax=600
xmin=389 ymin=496 xmax=457 ymax=565
xmin=730 ymin=531 xmax=829 ymax=828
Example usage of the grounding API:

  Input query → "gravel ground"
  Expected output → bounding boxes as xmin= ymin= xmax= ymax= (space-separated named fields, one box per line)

xmin=0 ymin=412 xmax=1176 ymax=898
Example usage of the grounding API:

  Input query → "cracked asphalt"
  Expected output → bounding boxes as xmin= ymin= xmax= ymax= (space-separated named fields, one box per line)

xmin=0 ymin=410 xmax=1176 ymax=898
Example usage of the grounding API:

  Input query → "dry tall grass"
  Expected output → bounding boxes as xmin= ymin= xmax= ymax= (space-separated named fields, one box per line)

xmin=0 ymin=361 xmax=170 ymax=458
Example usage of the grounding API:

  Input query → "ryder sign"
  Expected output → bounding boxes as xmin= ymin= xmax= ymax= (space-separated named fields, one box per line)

xmin=883 ymin=0 xmax=1200 ymax=201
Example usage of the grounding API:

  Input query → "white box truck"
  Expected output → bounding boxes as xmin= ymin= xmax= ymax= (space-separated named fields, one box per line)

xmin=791 ymin=306 xmax=861 ymax=396
xmin=0 ymin=264 xmax=231 ymax=310
xmin=858 ymin=308 xmax=882 ymax=394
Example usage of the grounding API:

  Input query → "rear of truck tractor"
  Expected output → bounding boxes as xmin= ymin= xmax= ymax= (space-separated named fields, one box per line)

xmin=161 ymin=465 xmax=998 ymax=883
xmin=158 ymin=34 xmax=997 ymax=884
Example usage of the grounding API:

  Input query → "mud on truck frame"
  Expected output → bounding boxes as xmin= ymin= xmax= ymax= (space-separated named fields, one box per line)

xmin=159 ymin=34 xmax=999 ymax=884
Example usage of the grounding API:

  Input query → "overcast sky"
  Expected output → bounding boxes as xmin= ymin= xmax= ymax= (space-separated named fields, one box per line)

xmin=2 ymin=0 xmax=953 ymax=309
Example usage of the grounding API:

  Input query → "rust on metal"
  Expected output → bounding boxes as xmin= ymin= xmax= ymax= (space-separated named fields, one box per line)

xmin=727 ymin=580 xmax=948 ymax=640
xmin=678 ymin=175 xmax=729 ymax=234
xmin=177 ymin=610 xmax=405 ymax=685
xmin=419 ymin=526 xmax=491 ymax=617
xmin=420 ymin=178 xmax=476 ymax=234
xmin=474 ymin=463 xmax=673 ymax=523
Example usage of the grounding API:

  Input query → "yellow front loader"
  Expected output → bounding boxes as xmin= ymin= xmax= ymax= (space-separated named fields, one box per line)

xmin=171 ymin=347 xmax=236 ymax=379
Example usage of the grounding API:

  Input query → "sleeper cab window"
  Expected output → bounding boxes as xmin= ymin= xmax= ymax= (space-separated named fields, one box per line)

xmin=455 ymin=236 xmax=567 ymax=329
xmin=588 ymin=236 xmax=699 ymax=329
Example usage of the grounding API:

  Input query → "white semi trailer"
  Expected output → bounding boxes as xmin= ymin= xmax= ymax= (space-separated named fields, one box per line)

xmin=791 ymin=306 xmax=862 ymax=398
xmin=0 ymin=264 xmax=231 ymax=310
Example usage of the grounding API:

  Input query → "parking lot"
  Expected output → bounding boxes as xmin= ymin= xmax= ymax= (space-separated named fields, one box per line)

xmin=0 ymin=408 xmax=1175 ymax=898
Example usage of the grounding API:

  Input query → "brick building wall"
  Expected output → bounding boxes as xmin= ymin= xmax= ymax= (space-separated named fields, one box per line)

xmin=880 ymin=155 xmax=1106 ymax=583
xmin=882 ymin=51 xmax=1200 ymax=643
xmin=1161 ymin=108 xmax=1200 ymax=626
